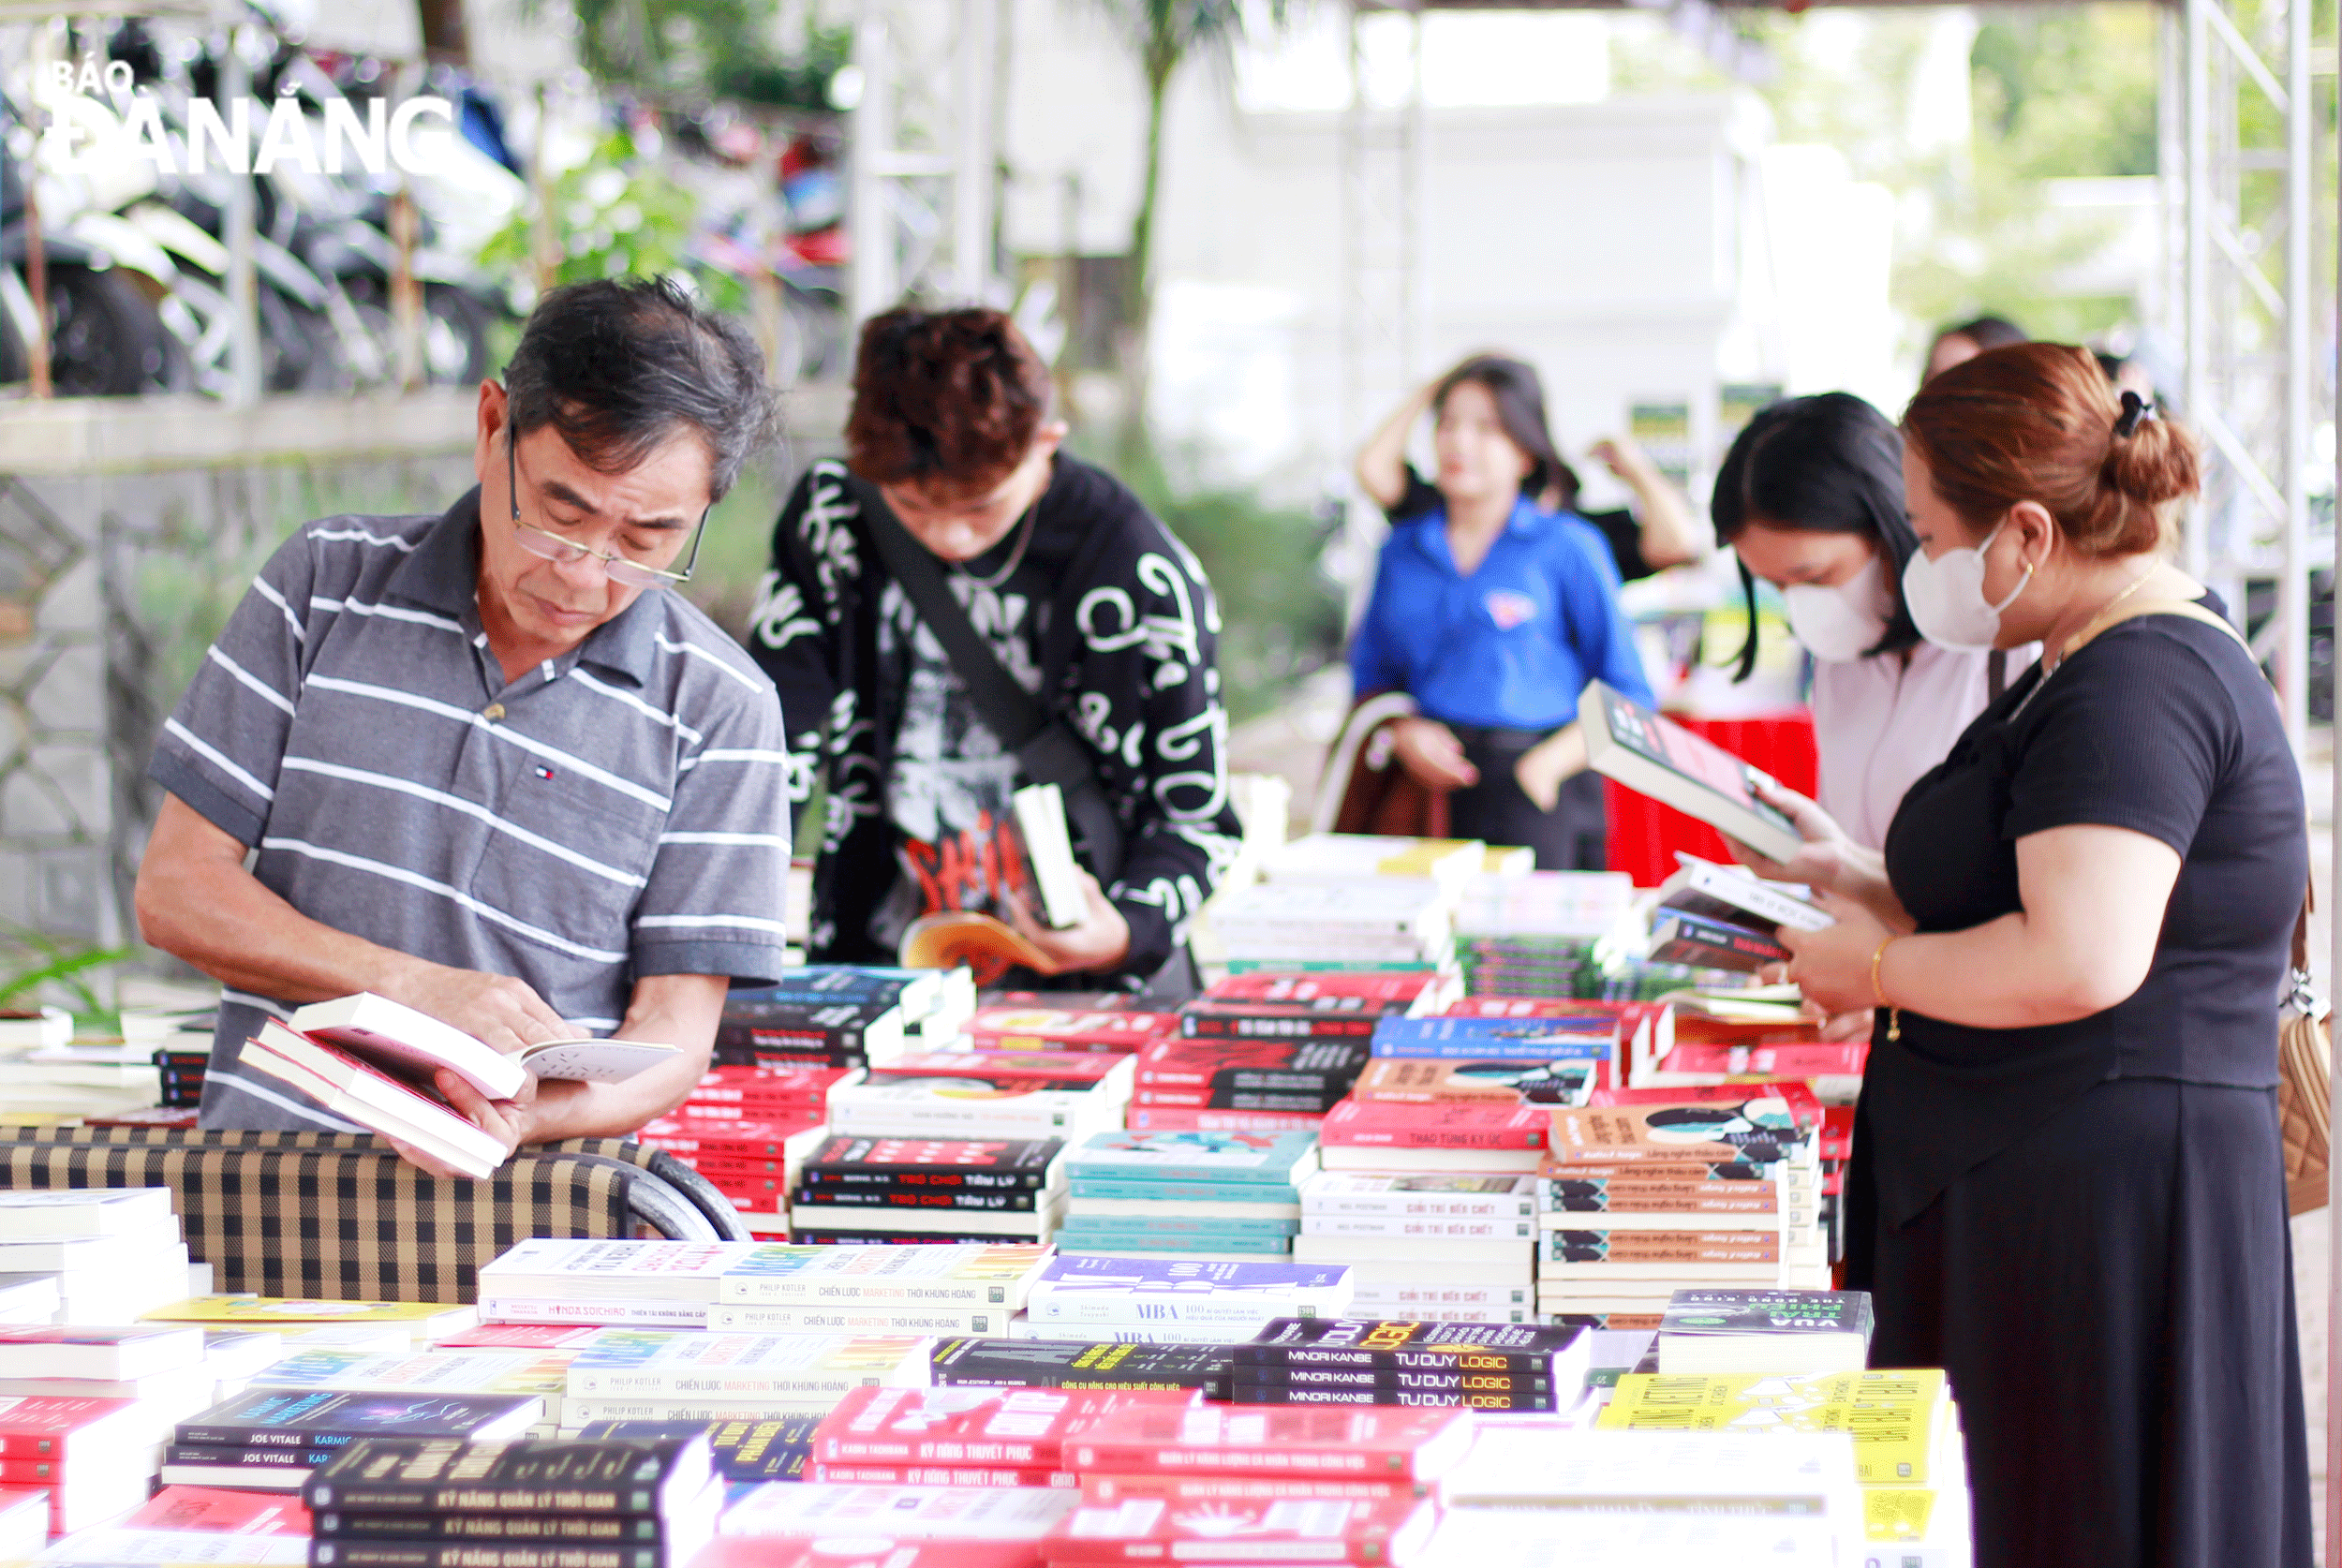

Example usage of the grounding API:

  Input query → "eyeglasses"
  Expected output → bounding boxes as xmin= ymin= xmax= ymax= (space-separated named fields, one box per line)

xmin=507 ymin=433 xmax=708 ymax=590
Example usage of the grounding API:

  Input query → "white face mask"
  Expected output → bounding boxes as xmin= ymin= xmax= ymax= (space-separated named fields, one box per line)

xmin=1783 ymin=555 xmax=1893 ymax=663
xmin=1902 ymin=521 xmax=2033 ymax=652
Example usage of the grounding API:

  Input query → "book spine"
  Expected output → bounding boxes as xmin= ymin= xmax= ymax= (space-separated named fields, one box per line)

xmin=1229 ymin=1368 xmax=1555 ymax=1396
xmin=806 ymin=1462 xmax=1074 ymax=1487
xmin=561 ymin=1398 xmax=831 ymax=1426
xmin=1223 ymin=1385 xmax=1556 ymax=1412
xmin=799 ymin=1170 xmax=1045 ymax=1191
xmin=313 ymin=1544 xmax=660 ymax=1568
xmin=1368 ymin=1041 xmax=1608 ymax=1062
xmin=566 ymin=1368 xmax=883 ymax=1398
xmin=1297 ymin=1215 xmax=1534 ymax=1240
xmin=717 ymin=1279 xmax=1007 ymax=1307
xmin=1231 ymin=1347 xmax=1560 ymax=1375
xmin=314 ymin=1516 xmax=664 ymax=1545
xmin=1078 ymin=1474 xmax=1423 ymax=1504
xmin=480 ymin=1299 xmax=709 ymax=1328
xmin=1122 ymin=1109 xmax=1326 ymax=1133
xmin=164 ymin=1445 xmax=330 ymax=1468
xmin=1178 ymin=1015 xmax=1380 ymax=1041
xmin=1027 ymin=1294 xmax=1330 ymax=1325
xmin=305 ymin=1484 xmax=660 ymax=1516
xmin=1322 ymin=1126 xmax=1546 ymax=1151
xmin=1300 ymin=1194 xmax=1533 ymax=1221
xmin=790 ymin=1190 xmax=1042 ymax=1213
xmin=1064 ymin=1441 xmax=1411 ymax=1476
xmin=812 ymin=1431 xmax=1046 ymax=1465
xmin=706 ymin=1306 xmax=1013 ymax=1336
xmin=829 ymin=1103 xmax=1080 ymax=1137
xmin=1068 ymin=1179 xmax=1298 ymax=1203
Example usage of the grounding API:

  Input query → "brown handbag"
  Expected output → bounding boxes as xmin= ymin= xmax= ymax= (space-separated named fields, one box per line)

xmin=2281 ymin=895 xmax=2331 ymax=1216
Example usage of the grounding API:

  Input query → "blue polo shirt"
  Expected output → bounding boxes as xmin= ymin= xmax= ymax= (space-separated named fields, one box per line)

xmin=1350 ymin=496 xmax=1653 ymax=731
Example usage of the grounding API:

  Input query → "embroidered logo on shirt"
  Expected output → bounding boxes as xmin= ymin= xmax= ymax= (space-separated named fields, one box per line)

xmin=534 ymin=765 xmax=556 ymax=781
xmin=1485 ymin=590 xmax=1537 ymax=630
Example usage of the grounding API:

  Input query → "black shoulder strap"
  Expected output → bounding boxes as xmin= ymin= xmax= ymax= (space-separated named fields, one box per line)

xmin=853 ymin=480 xmax=1126 ymax=881
xmin=1987 ymin=649 xmax=2008 ymax=701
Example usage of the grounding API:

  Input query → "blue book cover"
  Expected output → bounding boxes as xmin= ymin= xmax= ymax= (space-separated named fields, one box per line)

xmin=1370 ymin=1016 xmax=1615 ymax=1061
xmin=1064 ymin=1130 xmax=1319 ymax=1186
xmin=1028 ymin=1254 xmax=1347 ymax=1300
xmin=1058 ymin=1214 xmax=1299 ymax=1239
xmin=1058 ymin=1235 xmax=1293 ymax=1256
xmin=1068 ymin=1177 xmax=1302 ymax=1205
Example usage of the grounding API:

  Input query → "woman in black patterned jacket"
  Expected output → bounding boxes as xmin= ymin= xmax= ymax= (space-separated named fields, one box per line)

xmin=745 ymin=307 xmax=1243 ymax=996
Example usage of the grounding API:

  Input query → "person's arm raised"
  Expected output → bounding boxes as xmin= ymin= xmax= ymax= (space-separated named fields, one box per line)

xmin=1355 ymin=376 xmax=1442 ymax=511
xmin=1590 ymin=436 xmax=1702 ymax=570
xmin=134 ymin=793 xmax=571 ymax=1055
xmin=1778 ymin=824 xmax=2179 ymax=1028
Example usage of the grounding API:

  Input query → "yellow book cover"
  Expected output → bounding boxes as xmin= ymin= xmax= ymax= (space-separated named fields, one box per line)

xmin=1598 ymin=1369 xmax=1949 ymax=1484
xmin=1865 ymin=1486 xmax=1937 ymax=1543
xmin=141 ymin=1295 xmax=475 ymax=1324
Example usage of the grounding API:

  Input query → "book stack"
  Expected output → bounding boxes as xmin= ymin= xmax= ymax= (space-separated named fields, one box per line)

xmin=1430 ymin=1427 xmax=1866 ymax=1568
xmin=0 ymin=1394 xmax=176 ymax=1533
xmin=1061 ymin=1400 xmax=1476 ymax=1501
xmin=668 ymin=1064 xmax=861 ymax=1230
xmin=560 ymin=1331 xmax=929 ymax=1428
xmin=1451 ymin=871 xmax=1637 ymax=999
xmin=718 ymin=967 xmax=976 ymax=1070
xmin=576 ymin=1414 xmax=821 ymax=1483
xmin=242 ymin=1345 xmax=575 ymax=1429
xmin=1125 ymin=1035 xmax=1367 ymax=1135
xmin=717 ymin=1242 xmax=1052 ymax=1342
xmin=162 ymin=1388 xmax=542 ymax=1492
xmin=42 ymin=1484 xmax=313 ymax=1568
xmin=1361 ymin=1014 xmax=1623 ymax=1114
xmin=928 ymin=1339 xmax=1234 ymax=1398
xmin=827 ymin=1053 xmax=1134 ymax=1147
xmin=0 ymin=1187 xmax=195 ymax=1324
xmin=1205 ymin=883 xmax=1458 ymax=974
xmin=1537 ymin=1094 xmax=1828 ymax=1330
xmin=476 ymin=1240 xmax=763 ymax=1331
xmin=1178 ymin=971 xmax=1458 ymax=1043
xmin=1057 ymin=1131 xmax=1314 ymax=1259
xmin=1634 ymin=856 xmax=1830 ymax=976
xmin=1654 ymin=1288 xmax=1874 ymax=1376
xmin=1043 ymin=1493 xmax=1433 ymax=1568
xmin=0 ymin=1322 xmax=217 ymax=1436
xmin=964 ymin=1008 xmax=1181 ymax=1056
xmin=1017 ymin=1255 xmax=1351 ymax=1347
xmin=0 ymin=1039 xmax=163 ymax=1120
xmin=635 ymin=1120 xmax=831 ymax=1236
xmin=155 ymin=1037 xmax=211 ymax=1109
xmin=790 ymin=1137 xmax=1067 ymax=1253
xmin=1599 ymin=1370 xmax=1971 ymax=1566
xmin=1295 ymin=1175 xmax=1538 ymax=1324
xmin=305 ymin=1431 xmax=724 ymax=1568
xmin=1228 ymin=1318 xmax=1591 ymax=1413
xmin=717 ymin=1481 xmax=1079 ymax=1549
xmin=807 ymin=1384 xmax=1192 ymax=1487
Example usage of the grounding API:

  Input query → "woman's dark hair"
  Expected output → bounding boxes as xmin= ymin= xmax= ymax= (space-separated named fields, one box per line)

xmin=1433 ymin=355 xmax=1582 ymax=511
xmin=1934 ymin=314 xmax=2027 ymax=358
xmin=846 ymin=307 xmax=1053 ymax=495
xmin=1712 ymin=392 xmax=1922 ymax=680
xmin=503 ymin=276 xmax=777 ymax=502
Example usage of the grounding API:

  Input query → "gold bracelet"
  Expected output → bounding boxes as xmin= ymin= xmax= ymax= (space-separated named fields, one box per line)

xmin=1871 ymin=936 xmax=1902 ymax=1043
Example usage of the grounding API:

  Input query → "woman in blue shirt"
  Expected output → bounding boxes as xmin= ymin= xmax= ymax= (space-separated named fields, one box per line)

xmin=1348 ymin=356 xmax=1654 ymax=869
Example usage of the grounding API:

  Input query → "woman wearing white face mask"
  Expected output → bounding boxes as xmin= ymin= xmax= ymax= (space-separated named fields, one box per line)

xmin=1734 ymin=345 xmax=2308 ymax=1568
xmin=1713 ymin=393 xmax=2037 ymax=851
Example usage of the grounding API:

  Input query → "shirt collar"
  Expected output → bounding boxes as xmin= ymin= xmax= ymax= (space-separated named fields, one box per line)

xmin=1406 ymin=494 xmax=1551 ymax=570
xmin=387 ymin=484 xmax=662 ymax=688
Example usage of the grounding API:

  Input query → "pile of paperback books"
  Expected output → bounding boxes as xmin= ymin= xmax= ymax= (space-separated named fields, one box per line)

xmin=1016 ymin=1255 xmax=1354 ymax=1347
xmin=1056 ymin=1130 xmax=1314 ymax=1259
xmin=791 ymin=1137 xmax=1069 ymax=1250
xmin=1227 ymin=1318 xmax=1593 ymax=1411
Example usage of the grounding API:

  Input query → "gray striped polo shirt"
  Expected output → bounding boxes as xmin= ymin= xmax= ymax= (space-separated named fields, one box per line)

xmin=151 ymin=489 xmax=794 ymax=1132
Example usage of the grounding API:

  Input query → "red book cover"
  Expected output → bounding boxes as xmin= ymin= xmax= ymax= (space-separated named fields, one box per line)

xmin=1588 ymin=1082 xmax=1823 ymax=1132
xmin=0 ymin=1397 xmax=141 ymax=1457
xmin=1122 ymin=1107 xmax=1325 ymax=1133
xmin=1045 ymin=1497 xmax=1429 ymax=1564
xmin=814 ymin=1387 xmax=1192 ymax=1468
xmin=693 ymin=1544 xmax=1043 ymax=1568
xmin=808 ymin=1463 xmax=1075 ymax=1487
xmin=686 ymin=1065 xmax=853 ymax=1110
xmin=964 ymin=1010 xmax=1181 ymax=1054
xmin=1133 ymin=1040 xmax=1370 ymax=1093
xmin=431 ymin=1324 xmax=605 ymax=1351
xmin=1076 ymin=1475 xmax=1425 ymax=1505
xmin=682 ymin=1155 xmax=791 ymax=1178
xmin=1822 ymin=1104 xmax=1855 ymax=1161
xmin=125 ymin=1486 xmax=314 ymax=1534
xmin=1061 ymin=1405 xmax=1474 ymax=1482
xmin=1669 ymin=1015 xmax=1824 ymax=1047
xmin=1318 ymin=1099 xmax=1548 ymax=1151
xmin=638 ymin=1117 xmax=817 ymax=1158
xmin=868 ymin=1052 xmax=1125 ymax=1087
xmin=1204 ymin=974 xmax=1445 ymax=1006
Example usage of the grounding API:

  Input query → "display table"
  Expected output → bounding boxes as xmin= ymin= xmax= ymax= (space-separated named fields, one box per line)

xmin=1604 ymin=709 xmax=1819 ymax=887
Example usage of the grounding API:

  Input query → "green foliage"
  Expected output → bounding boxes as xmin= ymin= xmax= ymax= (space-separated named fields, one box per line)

xmin=479 ymin=129 xmax=701 ymax=290
xmin=562 ymin=0 xmax=852 ymax=111
xmin=1970 ymin=8 xmax=2158 ymax=180
xmin=0 ymin=929 xmax=131 ymax=1033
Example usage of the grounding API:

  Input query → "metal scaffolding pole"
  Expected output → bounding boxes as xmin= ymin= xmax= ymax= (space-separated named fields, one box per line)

xmin=847 ymin=0 xmax=1000 ymax=323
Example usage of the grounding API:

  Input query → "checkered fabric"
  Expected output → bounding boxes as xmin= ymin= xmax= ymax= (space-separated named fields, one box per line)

xmin=0 ymin=1128 xmax=749 ymax=1302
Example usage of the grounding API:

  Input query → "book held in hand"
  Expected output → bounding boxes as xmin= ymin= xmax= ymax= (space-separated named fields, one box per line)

xmin=290 ymin=994 xmax=678 ymax=1096
xmin=1578 ymin=682 xmax=1802 ymax=863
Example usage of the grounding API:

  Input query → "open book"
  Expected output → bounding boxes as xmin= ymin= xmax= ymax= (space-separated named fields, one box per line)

xmin=1578 ymin=682 xmax=1803 ymax=863
xmin=289 ymin=994 xmax=680 ymax=1101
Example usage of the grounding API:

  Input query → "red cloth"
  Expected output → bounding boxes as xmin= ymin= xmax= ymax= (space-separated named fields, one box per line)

xmin=1603 ymin=710 xmax=1820 ymax=887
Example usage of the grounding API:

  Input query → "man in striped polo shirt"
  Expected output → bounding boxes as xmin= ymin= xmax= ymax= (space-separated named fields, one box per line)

xmin=134 ymin=278 xmax=791 ymax=1173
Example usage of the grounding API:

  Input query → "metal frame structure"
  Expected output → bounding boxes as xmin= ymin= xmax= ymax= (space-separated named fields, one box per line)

xmin=847 ymin=0 xmax=999 ymax=321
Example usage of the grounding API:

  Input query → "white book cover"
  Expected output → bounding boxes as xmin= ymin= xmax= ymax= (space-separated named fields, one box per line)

xmin=707 ymin=1303 xmax=1019 ymax=1337
xmin=478 ymin=1238 xmax=761 ymax=1302
xmin=246 ymin=1347 xmax=568 ymax=1397
xmin=0 ymin=1188 xmax=173 ymax=1238
xmin=560 ymin=1395 xmax=838 ymax=1424
xmin=789 ymin=1203 xmax=1062 ymax=1238
xmin=482 ymin=1297 xmax=713 ymax=1329
xmin=1349 ymin=1282 xmax=1534 ymax=1311
xmin=716 ymin=1244 xmax=1052 ymax=1309
xmin=1300 ymin=1214 xmax=1536 ymax=1241
xmin=1024 ymin=1256 xmax=1353 ymax=1324
xmin=0 ymin=1217 xmax=181 ymax=1272
xmin=1007 ymin=1318 xmax=1265 ymax=1345
xmin=718 ymin=1483 xmax=1079 ymax=1541
xmin=826 ymin=1059 xmax=1134 ymax=1141
xmin=566 ymin=1331 xmax=928 ymax=1398
xmin=1439 ymin=1427 xmax=1860 ymax=1516
xmin=1299 ymin=1173 xmax=1538 ymax=1221
xmin=1013 ymin=783 xmax=1088 ymax=930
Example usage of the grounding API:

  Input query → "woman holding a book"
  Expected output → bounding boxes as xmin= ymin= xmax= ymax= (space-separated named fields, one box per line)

xmin=1714 ymin=393 xmax=2034 ymax=851
xmin=1739 ymin=343 xmax=2308 ymax=1568
xmin=1347 ymin=357 xmax=1657 ymax=869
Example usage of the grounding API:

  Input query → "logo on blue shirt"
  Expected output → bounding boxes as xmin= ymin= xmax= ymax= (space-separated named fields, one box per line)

xmin=1484 ymin=590 xmax=1537 ymax=630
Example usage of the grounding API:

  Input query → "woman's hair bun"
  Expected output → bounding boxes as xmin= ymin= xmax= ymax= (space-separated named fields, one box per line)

xmin=2103 ymin=407 xmax=2199 ymax=514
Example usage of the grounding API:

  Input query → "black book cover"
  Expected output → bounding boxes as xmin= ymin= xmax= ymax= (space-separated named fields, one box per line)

xmin=178 ymin=1392 xmax=541 ymax=1451
xmin=715 ymin=997 xmax=899 ymax=1067
xmin=315 ymin=1515 xmax=667 ymax=1545
xmin=1232 ymin=1319 xmax=1584 ymax=1375
xmin=573 ymin=1418 xmax=814 ymax=1484
xmin=1645 ymin=910 xmax=1788 ymax=972
xmin=1227 ymin=1366 xmax=1557 ymax=1396
xmin=798 ymin=1138 xmax=1063 ymax=1192
xmin=1657 ymin=1289 xmax=1874 ymax=1339
xmin=789 ymin=1187 xmax=1041 ymax=1213
xmin=928 ymin=1337 xmax=1232 ymax=1393
xmin=167 ymin=1444 xmax=334 ymax=1468
xmin=1226 ymin=1385 xmax=1560 ymax=1412
xmin=304 ymin=1437 xmax=706 ymax=1516
xmin=311 ymin=1545 xmax=660 ymax=1568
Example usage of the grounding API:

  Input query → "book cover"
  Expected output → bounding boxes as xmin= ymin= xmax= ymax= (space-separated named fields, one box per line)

xmin=1538 ymin=1169 xmax=1783 ymax=1216
xmin=928 ymin=1339 xmax=1233 ymax=1394
xmin=146 ymin=1297 xmax=476 ymax=1328
xmin=248 ymin=1349 xmax=571 ymax=1399
xmin=828 ymin=1058 xmax=1134 ymax=1137
xmin=1075 ymin=1475 xmax=1423 ymax=1506
xmin=1132 ymin=1040 xmax=1370 ymax=1102
xmin=1061 ymin=1404 xmax=1474 ymax=1481
xmin=798 ymin=1138 xmax=1066 ymax=1193
xmin=1223 ymin=1385 xmax=1557 ymax=1413
xmin=867 ymin=1053 xmax=1129 ymax=1087
xmin=1177 ymin=1001 xmax=1400 ymax=1042
xmin=0 ymin=1324 xmax=203 ymax=1380
xmin=1227 ymin=1365 xmax=1556 ymax=1398
xmin=309 ymin=1542 xmax=663 ymax=1568
xmin=179 ymin=1390 xmax=541 ymax=1449
xmin=1652 ymin=858 xmax=1833 ymax=939
xmin=1044 ymin=1496 xmax=1430 ymax=1564
xmin=706 ymin=1304 xmax=1016 ymax=1338
xmin=1645 ymin=910 xmax=1790 ymax=973
xmin=1318 ymin=1099 xmax=1548 ymax=1151
xmin=1064 ymin=1131 xmax=1319 ymax=1188
xmin=716 ymin=1482 xmax=1077 ymax=1541
xmin=1025 ymin=1257 xmax=1354 ymax=1324
xmin=1367 ymin=1017 xmax=1614 ymax=1064
xmin=287 ymin=995 xmax=527 ymax=1102
xmin=312 ymin=1513 xmax=666 ymax=1544
xmin=1657 ymin=1290 xmax=1874 ymax=1339
xmin=477 ymin=1240 xmax=756 ymax=1303
xmin=0 ymin=1395 xmax=146 ymax=1457
xmin=1649 ymin=1041 xmax=1869 ymax=1079
xmin=1122 ymin=1107 xmax=1327 ymax=1134
xmin=305 ymin=1435 xmax=712 ymax=1515
xmin=1233 ymin=1320 xmax=1585 ymax=1376
xmin=1298 ymin=1174 xmax=1536 ymax=1220
xmin=1297 ymin=1213 xmax=1532 ymax=1241
xmin=811 ymin=1386 xmax=1191 ymax=1467
xmin=1547 ymin=1100 xmax=1811 ymax=1165
xmin=806 ymin=1462 xmax=1075 ymax=1487
xmin=125 ymin=1485 xmax=313 ymax=1533
xmin=1587 ymin=1081 xmax=1825 ymax=1129
xmin=963 ymin=1009 xmax=1180 ymax=1055
xmin=1204 ymin=973 xmax=1448 ymax=1007
xmin=1349 ymin=1058 xmax=1594 ymax=1108
xmin=1541 ymin=1230 xmax=1786 ymax=1269
xmin=572 ymin=1418 xmax=816 ymax=1483
xmin=565 ymin=1333 xmax=924 ymax=1398
xmin=1599 ymin=1369 xmax=1950 ymax=1484
xmin=717 ymin=1243 xmax=1051 ymax=1308
xmin=1577 ymin=683 xmax=1802 ymax=863
xmin=0 ymin=1187 xmax=173 ymax=1236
